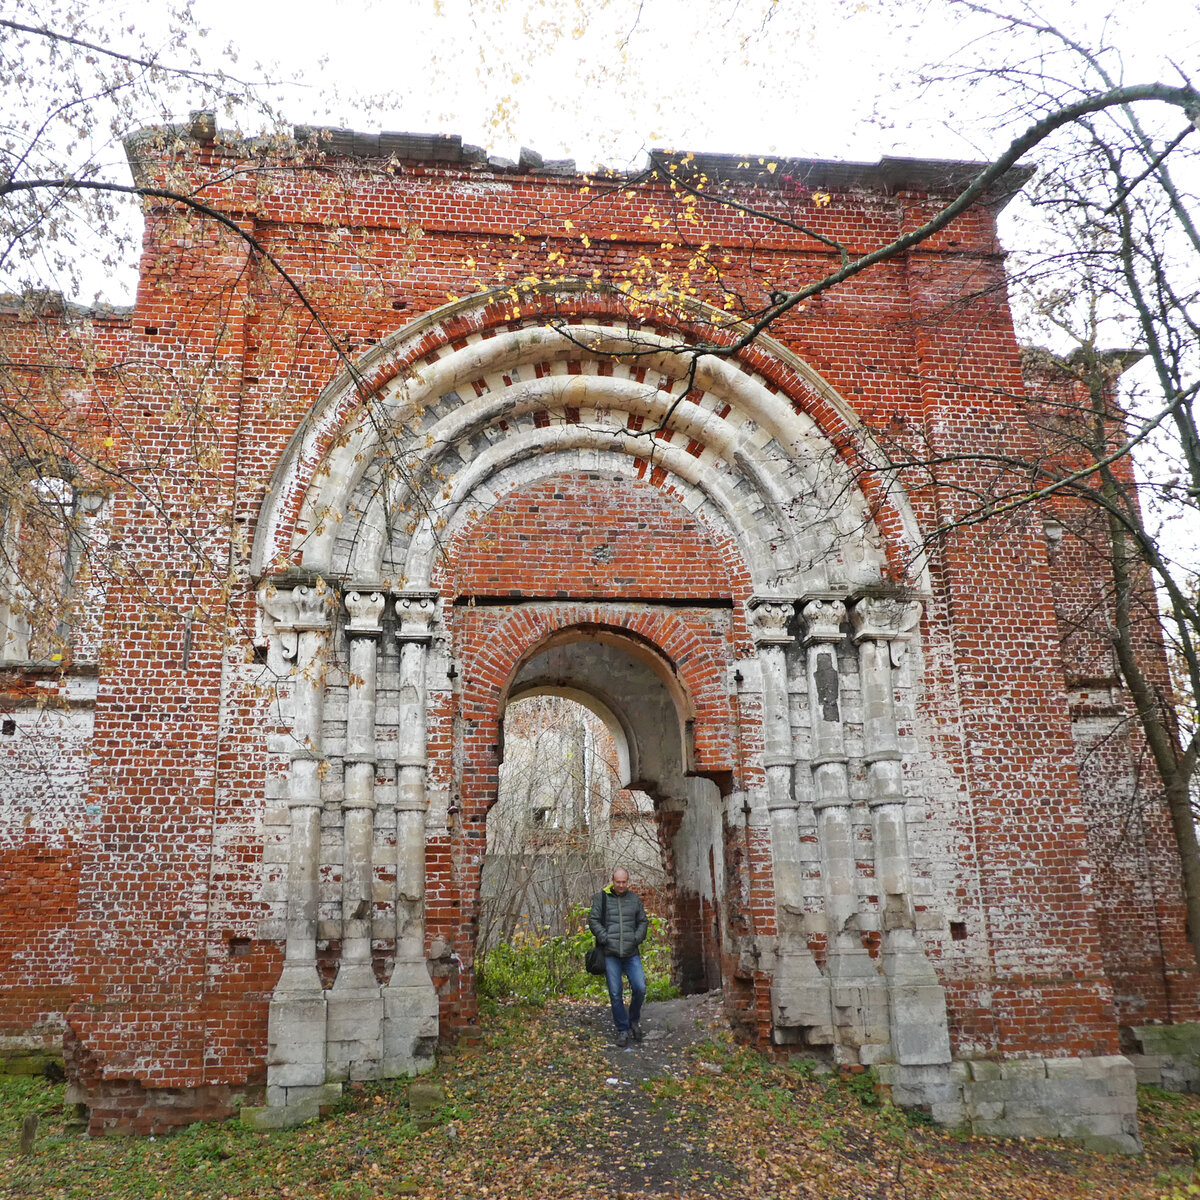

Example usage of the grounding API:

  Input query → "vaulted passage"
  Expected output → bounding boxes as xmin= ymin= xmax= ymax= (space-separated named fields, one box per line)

xmin=480 ymin=693 xmax=640 ymax=954
xmin=483 ymin=633 xmax=728 ymax=995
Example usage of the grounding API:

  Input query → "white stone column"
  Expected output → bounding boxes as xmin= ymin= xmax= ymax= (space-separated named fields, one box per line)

xmin=851 ymin=596 xmax=950 ymax=1066
xmin=327 ymin=591 xmax=386 ymax=1081
xmin=802 ymin=596 xmax=890 ymax=1064
xmin=749 ymin=598 xmax=833 ymax=1046
xmin=381 ymin=592 xmax=440 ymax=1076
xmin=260 ymin=582 xmax=332 ymax=1100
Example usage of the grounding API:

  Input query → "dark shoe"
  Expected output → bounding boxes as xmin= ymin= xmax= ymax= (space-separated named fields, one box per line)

xmin=616 ymin=1030 xmax=630 ymax=1048
xmin=630 ymin=1023 xmax=645 ymax=1043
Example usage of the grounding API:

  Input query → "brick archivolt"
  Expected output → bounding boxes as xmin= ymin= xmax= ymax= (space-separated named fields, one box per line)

xmin=251 ymin=293 xmax=927 ymax=597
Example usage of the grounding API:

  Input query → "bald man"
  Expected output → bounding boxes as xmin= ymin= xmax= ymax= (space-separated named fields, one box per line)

xmin=588 ymin=867 xmax=649 ymax=1047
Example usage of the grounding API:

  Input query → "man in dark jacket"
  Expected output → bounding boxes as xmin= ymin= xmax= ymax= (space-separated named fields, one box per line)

xmin=588 ymin=867 xmax=649 ymax=1047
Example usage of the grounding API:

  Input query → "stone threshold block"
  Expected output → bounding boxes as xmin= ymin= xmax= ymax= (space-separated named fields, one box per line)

xmin=878 ymin=1055 xmax=1141 ymax=1154
xmin=240 ymin=1082 xmax=344 ymax=1132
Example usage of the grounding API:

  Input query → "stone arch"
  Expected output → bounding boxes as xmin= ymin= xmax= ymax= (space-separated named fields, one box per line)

xmin=255 ymin=286 xmax=951 ymax=1121
xmin=250 ymin=283 xmax=929 ymax=596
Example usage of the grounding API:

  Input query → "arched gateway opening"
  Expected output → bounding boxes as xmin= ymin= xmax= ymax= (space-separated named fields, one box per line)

xmin=251 ymin=285 xmax=950 ymax=1119
xmin=480 ymin=630 xmax=727 ymax=998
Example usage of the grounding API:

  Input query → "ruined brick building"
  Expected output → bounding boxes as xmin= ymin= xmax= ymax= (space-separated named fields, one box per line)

xmin=0 ymin=120 xmax=1196 ymax=1145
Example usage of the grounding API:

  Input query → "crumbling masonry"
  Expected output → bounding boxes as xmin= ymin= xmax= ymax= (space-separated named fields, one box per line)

xmin=1 ymin=123 xmax=1197 ymax=1148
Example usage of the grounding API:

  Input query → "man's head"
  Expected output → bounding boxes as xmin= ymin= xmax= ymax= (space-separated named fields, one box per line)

xmin=611 ymin=868 xmax=630 ymax=894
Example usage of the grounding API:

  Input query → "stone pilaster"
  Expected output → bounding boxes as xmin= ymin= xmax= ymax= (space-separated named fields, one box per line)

xmin=851 ymin=596 xmax=950 ymax=1066
xmin=327 ymin=591 xmax=386 ymax=1081
xmin=802 ymin=596 xmax=890 ymax=1064
xmin=381 ymin=592 xmax=440 ymax=1076
xmin=748 ymin=598 xmax=833 ymax=1045
xmin=260 ymin=581 xmax=333 ymax=1106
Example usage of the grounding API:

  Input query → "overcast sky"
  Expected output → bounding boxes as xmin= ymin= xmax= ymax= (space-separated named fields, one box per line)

xmin=162 ymin=0 xmax=1195 ymax=169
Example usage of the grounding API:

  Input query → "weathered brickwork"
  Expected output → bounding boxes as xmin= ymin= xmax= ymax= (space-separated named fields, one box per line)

xmin=1023 ymin=357 xmax=1200 ymax=1031
xmin=0 ymin=124 xmax=1194 ymax=1141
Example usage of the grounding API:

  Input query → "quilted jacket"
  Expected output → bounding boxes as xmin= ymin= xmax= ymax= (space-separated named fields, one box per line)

xmin=588 ymin=886 xmax=648 ymax=959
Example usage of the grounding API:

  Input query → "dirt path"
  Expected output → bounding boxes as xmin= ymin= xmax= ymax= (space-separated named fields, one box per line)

xmin=541 ymin=991 xmax=1185 ymax=1200
xmin=555 ymin=991 xmax=744 ymax=1196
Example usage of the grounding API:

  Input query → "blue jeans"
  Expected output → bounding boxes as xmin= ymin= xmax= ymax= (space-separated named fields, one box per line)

xmin=604 ymin=952 xmax=646 ymax=1033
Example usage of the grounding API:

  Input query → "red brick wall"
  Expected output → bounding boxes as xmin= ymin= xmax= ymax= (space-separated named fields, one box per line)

xmin=0 ymin=840 xmax=78 ymax=1044
xmin=439 ymin=472 xmax=742 ymax=600
xmin=1024 ymin=360 xmax=1200 ymax=1027
xmin=0 ymin=132 xmax=1191 ymax=1124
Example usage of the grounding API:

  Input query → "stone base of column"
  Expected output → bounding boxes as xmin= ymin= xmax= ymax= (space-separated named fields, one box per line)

xmin=326 ymin=980 xmax=385 ymax=1083
xmin=886 ymin=981 xmax=951 ymax=1066
xmin=882 ymin=933 xmax=951 ymax=1066
xmin=770 ymin=946 xmax=834 ymax=1045
xmin=267 ymin=994 xmax=328 ymax=1090
xmin=828 ymin=944 xmax=891 ymax=1064
xmin=381 ymin=959 xmax=440 ymax=1077
xmin=877 ymin=1056 xmax=1141 ymax=1154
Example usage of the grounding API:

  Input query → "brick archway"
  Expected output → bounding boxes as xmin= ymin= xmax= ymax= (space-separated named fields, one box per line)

xmin=443 ymin=615 xmax=742 ymax=1020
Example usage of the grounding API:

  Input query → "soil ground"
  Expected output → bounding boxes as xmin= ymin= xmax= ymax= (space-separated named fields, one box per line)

xmin=3 ymin=991 xmax=1200 ymax=1199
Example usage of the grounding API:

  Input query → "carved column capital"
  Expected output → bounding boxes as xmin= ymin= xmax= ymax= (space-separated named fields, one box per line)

xmin=293 ymin=583 xmax=332 ymax=630
xmin=345 ymin=590 xmax=385 ymax=636
xmin=260 ymin=581 xmax=333 ymax=659
xmin=850 ymin=596 xmax=922 ymax=643
xmin=259 ymin=583 xmax=299 ymax=657
xmin=800 ymin=597 xmax=847 ymax=645
xmin=747 ymin=597 xmax=795 ymax=646
xmin=395 ymin=592 xmax=438 ymax=643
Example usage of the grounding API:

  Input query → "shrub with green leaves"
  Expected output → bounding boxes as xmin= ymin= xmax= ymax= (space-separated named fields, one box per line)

xmin=477 ymin=906 xmax=678 ymax=1006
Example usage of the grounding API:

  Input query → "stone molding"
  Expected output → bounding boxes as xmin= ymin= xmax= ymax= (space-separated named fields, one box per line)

xmin=747 ymin=597 xmax=795 ymax=645
xmin=800 ymin=598 xmax=847 ymax=644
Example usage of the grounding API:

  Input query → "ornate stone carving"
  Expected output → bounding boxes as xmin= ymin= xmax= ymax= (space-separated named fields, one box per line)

xmin=747 ymin=597 xmax=795 ymax=645
xmin=260 ymin=582 xmax=333 ymax=660
xmin=292 ymin=584 xmax=331 ymax=630
xmin=259 ymin=583 xmax=300 ymax=660
xmin=395 ymin=592 xmax=438 ymax=643
xmin=345 ymin=590 xmax=385 ymax=636
xmin=850 ymin=596 xmax=922 ymax=644
xmin=800 ymin=598 xmax=846 ymax=645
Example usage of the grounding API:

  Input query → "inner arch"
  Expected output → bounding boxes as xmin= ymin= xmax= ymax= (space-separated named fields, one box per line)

xmin=505 ymin=684 xmax=634 ymax=786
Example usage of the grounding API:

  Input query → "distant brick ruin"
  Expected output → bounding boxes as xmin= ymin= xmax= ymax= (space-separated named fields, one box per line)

xmin=0 ymin=121 xmax=1196 ymax=1146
